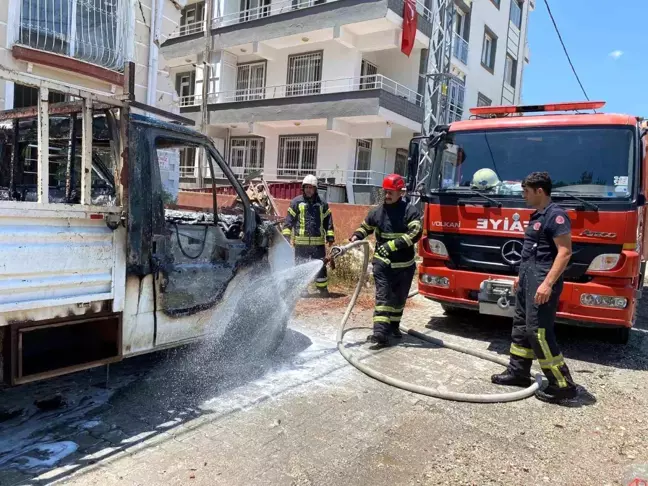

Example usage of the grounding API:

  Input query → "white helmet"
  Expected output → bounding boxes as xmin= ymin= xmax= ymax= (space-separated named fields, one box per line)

xmin=302 ymin=174 xmax=318 ymax=187
xmin=471 ymin=168 xmax=500 ymax=190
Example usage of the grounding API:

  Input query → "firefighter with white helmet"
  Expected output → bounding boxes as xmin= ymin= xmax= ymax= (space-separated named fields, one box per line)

xmin=282 ymin=174 xmax=335 ymax=297
xmin=471 ymin=168 xmax=501 ymax=191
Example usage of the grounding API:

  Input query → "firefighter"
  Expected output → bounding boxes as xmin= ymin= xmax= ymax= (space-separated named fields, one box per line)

xmin=350 ymin=174 xmax=423 ymax=349
xmin=282 ymin=174 xmax=335 ymax=297
xmin=491 ymin=171 xmax=595 ymax=406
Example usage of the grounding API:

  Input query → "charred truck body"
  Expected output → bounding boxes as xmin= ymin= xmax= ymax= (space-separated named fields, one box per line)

xmin=0 ymin=67 xmax=293 ymax=386
xmin=411 ymin=102 xmax=646 ymax=344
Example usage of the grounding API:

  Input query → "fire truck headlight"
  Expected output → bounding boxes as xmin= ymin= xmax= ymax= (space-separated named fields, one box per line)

xmin=420 ymin=275 xmax=450 ymax=287
xmin=580 ymin=293 xmax=628 ymax=309
xmin=587 ymin=254 xmax=621 ymax=272
xmin=426 ymin=239 xmax=449 ymax=257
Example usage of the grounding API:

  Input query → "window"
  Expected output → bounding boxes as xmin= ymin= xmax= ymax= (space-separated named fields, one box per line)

xmin=13 ymin=84 xmax=66 ymax=109
xmin=236 ymin=62 xmax=266 ymax=101
xmin=18 ymin=0 xmax=123 ymax=71
xmin=448 ymin=79 xmax=465 ymax=122
xmin=229 ymin=138 xmax=265 ymax=177
xmin=360 ymin=60 xmax=378 ymax=90
xmin=510 ymin=0 xmax=523 ymax=29
xmin=504 ymin=55 xmax=517 ymax=88
xmin=481 ymin=29 xmax=497 ymax=72
xmin=354 ymin=139 xmax=372 ymax=184
xmin=394 ymin=149 xmax=408 ymax=177
xmin=179 ymin=147 xmax=197 ymax=179
xmin=286 ymin=52 xmax=323 ymax=96
xmin=240 ymin=0 xmax=271 ymax=22
xmin=477 ymin=92 xmax=492 ymax=107
xmin=278 ymin=135 xmax=318 ymax=178
xmin=176 ymin=72 xmax=196 ymax=107
xmin=180 ymin=2 xmax=205 ymax=34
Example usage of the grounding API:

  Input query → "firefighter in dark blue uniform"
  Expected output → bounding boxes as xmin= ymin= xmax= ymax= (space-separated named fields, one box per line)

xmin=282 ymin=175 xmax=335 ymax=296
xmin=492 ymin=172 xmax=595 ymax=406
xmin=350 ymin=174 xmax=423 ymax=349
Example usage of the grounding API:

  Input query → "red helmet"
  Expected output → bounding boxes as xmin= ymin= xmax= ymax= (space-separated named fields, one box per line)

xmin=382 ymin=173 xmax=405 ymax=191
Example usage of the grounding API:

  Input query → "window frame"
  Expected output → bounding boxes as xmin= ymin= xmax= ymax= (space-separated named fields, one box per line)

xmin=481 ymin=27 xmax=497 ymax=73
xmin=504 ymin=55 xmax=518 ymax=88
xmin=277 ymin=134 xmax=319 ymax=179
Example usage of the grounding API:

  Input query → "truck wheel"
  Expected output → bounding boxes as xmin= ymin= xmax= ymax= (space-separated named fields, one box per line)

xmin=441 ymin=304 xmax=470 ymax=316
xmin=610 ymin=326 xmax=630 ymax=345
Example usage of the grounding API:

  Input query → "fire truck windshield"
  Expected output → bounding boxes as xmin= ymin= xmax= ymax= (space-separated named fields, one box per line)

xmin=432 ymin=126 xmax=636 ymax=200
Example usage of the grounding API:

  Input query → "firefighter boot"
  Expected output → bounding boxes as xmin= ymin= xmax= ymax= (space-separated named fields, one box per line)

xmin=390 ymin=323 xmax=403 ymax=339
xmin=366 ymin=333 xmax=390 ymax=350
xmin=317 ymin=287 xmax=330 ymax=298
xmin=491 ymin=370 xmax=533 ymax=388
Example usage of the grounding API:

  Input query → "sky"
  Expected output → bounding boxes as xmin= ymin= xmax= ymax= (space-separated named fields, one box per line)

xmin=521 ymin=0 xmax=645 ymax=116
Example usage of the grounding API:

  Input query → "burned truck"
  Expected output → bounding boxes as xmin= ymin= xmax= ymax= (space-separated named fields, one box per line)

xmin=0 ymin=68 xmax=294 ymax=386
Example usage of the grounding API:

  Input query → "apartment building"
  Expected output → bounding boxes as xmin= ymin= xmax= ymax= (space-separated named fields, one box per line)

xmin=162 ymin=0 xmax=532 ymax=200
xmin=0 ymin=0 xmax=181 ymax=120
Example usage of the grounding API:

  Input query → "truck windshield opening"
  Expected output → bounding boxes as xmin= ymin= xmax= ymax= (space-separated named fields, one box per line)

xmin=432 ymin=126 xmax=635 ymax=200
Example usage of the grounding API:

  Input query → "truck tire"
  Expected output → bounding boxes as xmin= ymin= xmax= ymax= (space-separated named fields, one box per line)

xmin=441 ymin=304 xmax=472 ymax=316
xmin=609 ymin=326 xmax=630 ymax=345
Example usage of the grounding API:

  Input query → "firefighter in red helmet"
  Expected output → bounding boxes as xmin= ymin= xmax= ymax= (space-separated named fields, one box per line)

xmin=350 ymin=174 xmax=423 ymax=349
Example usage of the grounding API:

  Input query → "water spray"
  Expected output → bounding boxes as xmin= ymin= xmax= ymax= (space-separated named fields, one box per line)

xmin=329 ymin=240 xmax=542 ymax=403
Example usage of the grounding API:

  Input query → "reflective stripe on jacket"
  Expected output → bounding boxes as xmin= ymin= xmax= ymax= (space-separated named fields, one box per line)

xmin=352 ymin=199 xmax=422 ymax=267
xmin=282 ymin=194 xmax=335 ymax=246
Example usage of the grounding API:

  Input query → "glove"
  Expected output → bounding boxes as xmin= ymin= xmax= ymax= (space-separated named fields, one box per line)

xmin=376 ymin=244 xmax=391 ymax=259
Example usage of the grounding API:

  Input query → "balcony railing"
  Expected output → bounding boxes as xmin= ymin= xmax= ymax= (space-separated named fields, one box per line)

xmin=17 ymin=0 xmax=127 ymax=72
xmin=182 ymin=166 xmax=389 ymax=186
xmin=452 ymin=33 xmax=469 ymax=64
xmin=168 ymin=20 xmax=206 ymax=39
xmin=180 ymin=74 xmax=422 ymax=108
xmin=168 ymin=0 xmax=432 ymax=37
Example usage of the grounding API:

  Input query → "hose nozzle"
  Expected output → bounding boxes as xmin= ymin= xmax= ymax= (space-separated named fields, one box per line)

xmin=330 ymin=241 xmax=357 ymax=261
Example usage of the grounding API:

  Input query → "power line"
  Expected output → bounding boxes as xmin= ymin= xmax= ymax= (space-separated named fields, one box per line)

xmin=542 ymin=0 xmax=590 ymax=101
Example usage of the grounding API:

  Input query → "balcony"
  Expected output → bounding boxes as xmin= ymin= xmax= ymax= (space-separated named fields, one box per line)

xmin=179 ymin=74 xmax=423 ymax=126
xmin=162 ymin=0 xmax=432 ymax=60
xmin=168 ymin=20 xmax=206 ymax=39
xmin=184 ymin=164 xmax=389 ymax=186
xmin=452 ymin=33 xmax=469 ymax=65
xmin=15 ymin=0 xmax=127 ymax=72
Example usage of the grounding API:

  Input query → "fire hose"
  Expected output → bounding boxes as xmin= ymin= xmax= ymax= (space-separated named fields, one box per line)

xmin=329 ymin=240 xmax=542 ymax=403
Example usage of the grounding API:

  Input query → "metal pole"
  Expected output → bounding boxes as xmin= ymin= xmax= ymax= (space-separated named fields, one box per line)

xmin=411 ymin=0 xmax=455 ymax=204
xmin=198 ymin=0 xmax=215 ymax=189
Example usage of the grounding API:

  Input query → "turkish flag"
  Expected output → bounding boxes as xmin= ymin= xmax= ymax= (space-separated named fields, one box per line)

xmin=401 ymin=0 xmax=417 ymax=57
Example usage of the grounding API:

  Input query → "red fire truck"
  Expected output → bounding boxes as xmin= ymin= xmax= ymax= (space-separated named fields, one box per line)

xmin=411 ymin=101 xmax=646 ymax=344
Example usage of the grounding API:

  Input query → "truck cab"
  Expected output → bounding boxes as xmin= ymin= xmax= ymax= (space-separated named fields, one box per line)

xmin=410 ymin=101 xmax=646 ymax=344
xmin=0 ymin=68 xmax=293 ymax=385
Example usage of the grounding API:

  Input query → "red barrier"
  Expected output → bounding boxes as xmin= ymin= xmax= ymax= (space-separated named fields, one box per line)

xmin=176 ymin=191 xmax=373 ymax=242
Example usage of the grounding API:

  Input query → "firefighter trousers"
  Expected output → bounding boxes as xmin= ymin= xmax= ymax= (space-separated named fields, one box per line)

xmin=508 ymin=259 xmax=577 ymax=391
xmin=372 ymin=260 xmax=416 ymax=338
xmin=295 ymin=245 xmax=328 ymax=290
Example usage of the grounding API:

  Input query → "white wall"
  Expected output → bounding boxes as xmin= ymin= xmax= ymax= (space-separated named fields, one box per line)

xmin=456 ymin=0 xmax=531 ymax=111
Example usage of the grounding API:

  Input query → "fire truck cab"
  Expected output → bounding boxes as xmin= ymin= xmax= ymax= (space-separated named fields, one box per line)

xmin=411 ymin=101 xmax=647 ymax=344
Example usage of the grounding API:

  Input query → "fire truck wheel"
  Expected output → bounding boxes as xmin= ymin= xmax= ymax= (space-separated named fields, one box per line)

xmin=610 ymin=326 xmax=630 ymax=345
xmin=441 ymin=304 xmax=473 ymax=317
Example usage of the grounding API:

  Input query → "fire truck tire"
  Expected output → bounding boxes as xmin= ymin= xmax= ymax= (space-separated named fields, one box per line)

xmin=441 ymin=304 xmax=473 ymax=316
xmin=610 ymin=326 xmax=630 ymax=345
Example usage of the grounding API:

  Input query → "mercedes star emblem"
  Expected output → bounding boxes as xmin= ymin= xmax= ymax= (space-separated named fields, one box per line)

xmin=501 ymin=240 xmax=524 ymax=265
xmin=512 ymin=213 xmax=520 ymax=222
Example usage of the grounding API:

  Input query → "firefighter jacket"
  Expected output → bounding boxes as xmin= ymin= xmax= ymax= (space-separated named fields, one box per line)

xmin=352 ymin=199 xmax=423 ymax=268
xmin=282 ymin=194 xmax=335 ymax=246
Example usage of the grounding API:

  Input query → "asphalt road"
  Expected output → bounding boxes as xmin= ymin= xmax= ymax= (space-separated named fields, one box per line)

xmin=0 ymin=288 xmax=647 ymax=486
